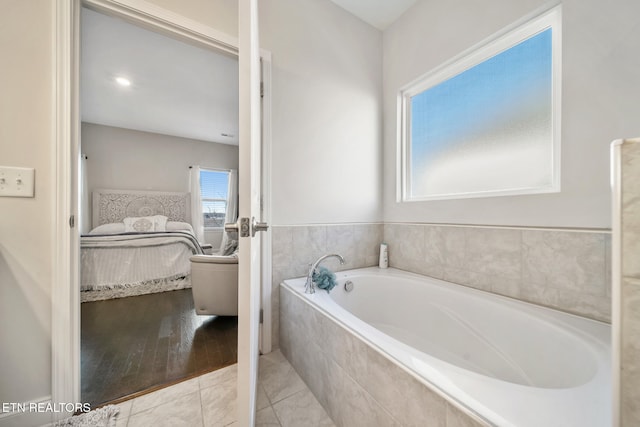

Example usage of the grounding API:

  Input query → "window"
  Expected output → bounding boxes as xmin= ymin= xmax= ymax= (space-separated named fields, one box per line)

xmin=200 ymin=169 xmax=229 ymax=228
xmin=400 ymin=6 xmax=560 ymax=201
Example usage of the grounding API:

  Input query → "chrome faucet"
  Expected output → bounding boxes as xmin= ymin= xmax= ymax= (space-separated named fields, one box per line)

xmin=305 ymin=253 xmax=345 ymax=294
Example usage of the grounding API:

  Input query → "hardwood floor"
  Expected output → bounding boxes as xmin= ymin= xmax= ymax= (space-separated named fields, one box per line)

xmin=81 ymin=289 xmax=237 ymax=406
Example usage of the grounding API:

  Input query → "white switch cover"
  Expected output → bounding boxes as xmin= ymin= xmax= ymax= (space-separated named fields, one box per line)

xmin=0 ymin=166 xmax=35 ymax=197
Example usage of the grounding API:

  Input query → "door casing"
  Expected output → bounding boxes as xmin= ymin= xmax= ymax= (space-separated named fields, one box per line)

xmin=52 ymin=0 xmax=272 ymax=419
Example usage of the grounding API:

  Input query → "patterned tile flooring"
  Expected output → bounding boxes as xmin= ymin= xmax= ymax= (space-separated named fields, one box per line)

xmin=113 ymin=350 xmax=335 ymax=427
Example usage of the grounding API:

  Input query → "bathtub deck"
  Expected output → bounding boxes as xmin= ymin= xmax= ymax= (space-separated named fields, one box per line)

xmin=280 ymin=267 xmax=610 ymax=427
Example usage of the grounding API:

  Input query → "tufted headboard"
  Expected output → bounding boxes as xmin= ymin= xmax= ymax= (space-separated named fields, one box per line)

xmin=92 ymin=189 xmax=191 ymax=229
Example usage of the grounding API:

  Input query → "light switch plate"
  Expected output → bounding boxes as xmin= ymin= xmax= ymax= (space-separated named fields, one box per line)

xmin=0 ymin=166 xmax=35 ymax=197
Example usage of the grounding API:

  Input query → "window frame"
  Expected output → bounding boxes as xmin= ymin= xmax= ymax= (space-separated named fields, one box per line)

xmin=398 ymin=5 xmax=562 ymax=202
xmin=200 ymin=168 xmax=230 ymax=230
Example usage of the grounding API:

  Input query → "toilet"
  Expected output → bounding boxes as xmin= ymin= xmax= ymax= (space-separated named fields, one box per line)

xmin=190 ymin=254 xmax=238 ymax=316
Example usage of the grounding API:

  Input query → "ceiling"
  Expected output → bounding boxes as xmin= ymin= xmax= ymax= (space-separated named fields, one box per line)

xmin=81 ymin=7 xmax=239 ymax=145
xmin=80 ymin=2 xmax=415 ymax=145
xmin=329 ymin=0 xmax=417 ymax=30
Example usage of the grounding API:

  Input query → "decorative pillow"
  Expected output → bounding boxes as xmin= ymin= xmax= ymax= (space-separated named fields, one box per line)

xmin=154 ymin=215 xmax=168 ymax=232
xmin=123 ymin=215 xmax=168 ymax=232
xmin=88 ymin=223 xmax=126 ymax=235
xmin=124 ymin=216 xmax=155 ymax=232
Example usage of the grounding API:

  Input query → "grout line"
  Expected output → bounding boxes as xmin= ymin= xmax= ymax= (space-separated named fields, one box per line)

xmin=198 ymin=386 xmax=205 ymax=427
xmin=259 ymin=383 xmax=274 ymax=408
xmin=269 ymin=397 xmax=287 ymax=427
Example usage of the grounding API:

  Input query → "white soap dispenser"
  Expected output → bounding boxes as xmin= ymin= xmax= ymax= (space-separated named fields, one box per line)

xmin=379 ymin=243 xmax=389 ymax=269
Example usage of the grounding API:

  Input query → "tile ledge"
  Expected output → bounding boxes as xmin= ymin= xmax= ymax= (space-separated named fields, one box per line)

xmin=384 ymin=222 xmax=611 ymax=233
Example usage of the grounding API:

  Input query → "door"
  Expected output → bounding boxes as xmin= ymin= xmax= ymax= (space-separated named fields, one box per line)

xmin=236 ymin=0 xmax=265 ymax=424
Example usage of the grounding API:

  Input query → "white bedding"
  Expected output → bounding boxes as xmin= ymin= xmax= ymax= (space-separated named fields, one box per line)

xmin=80 ymin=222 xmax=202 ymax=302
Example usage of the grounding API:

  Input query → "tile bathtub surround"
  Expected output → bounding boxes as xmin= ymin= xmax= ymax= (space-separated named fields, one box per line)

xmin=114 ymin=353 xmax=334 ymax=427
xmin=383 ymin=223 xmax=612 ymax=322
xmin=271 ymin=223 xmax=383 ymax=349
xmin=621 ymin=139 xmax=640 ymax=280
xmin=620 ymin=139 xmax=640 ymax=426
xmin=279 ymin=285 xmax=489 ymax=427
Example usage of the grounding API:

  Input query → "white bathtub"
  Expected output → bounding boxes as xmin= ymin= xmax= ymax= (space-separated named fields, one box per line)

xmin=282 ymin=267 xmax=611 ymax=427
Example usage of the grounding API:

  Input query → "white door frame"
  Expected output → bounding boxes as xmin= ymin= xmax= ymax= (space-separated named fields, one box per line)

xmin=53 ymin=0 xmax=272 ymax=416
xmin=237 ymin=1 xmax=263 ymax=423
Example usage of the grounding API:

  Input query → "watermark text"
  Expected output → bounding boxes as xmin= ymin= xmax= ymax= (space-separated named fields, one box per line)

xmin=2 ymin=402 xmax=91 ymax=414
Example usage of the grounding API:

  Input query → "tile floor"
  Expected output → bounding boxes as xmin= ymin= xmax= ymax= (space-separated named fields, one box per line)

xmin=113 ymin=350 xmax=335 ymax=427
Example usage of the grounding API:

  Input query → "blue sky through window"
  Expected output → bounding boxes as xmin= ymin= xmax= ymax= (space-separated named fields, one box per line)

xmin=200 ymin=170 xmax=229 ymax=200
xmin=200 ymin=169 xmax=229 ymax=227
xmin=409 ymin=28 xmax=553 ymax=197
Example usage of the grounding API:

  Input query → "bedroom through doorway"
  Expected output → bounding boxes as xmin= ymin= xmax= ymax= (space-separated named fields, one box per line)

xmin=78 ymin=6 xmax=241 ymax=407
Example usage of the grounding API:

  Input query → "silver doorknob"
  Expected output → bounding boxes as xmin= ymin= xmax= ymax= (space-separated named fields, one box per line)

xmin=224 ymin=222 xmax=239 ymax=233
xmin=226 ymin=218 xmax=252 ymax=237
xmin=251 ymin=217 xmax=269 ymax=237
xmin=226 ymin=218 xmax=267 ymax=237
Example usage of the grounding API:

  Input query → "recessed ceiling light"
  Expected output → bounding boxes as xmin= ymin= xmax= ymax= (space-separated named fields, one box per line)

xmin=115 ymin=77 xmax=131 ymax=87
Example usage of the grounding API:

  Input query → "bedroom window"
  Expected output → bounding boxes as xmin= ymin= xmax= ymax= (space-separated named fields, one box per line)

xmin=200 ymin=169 xmax=229 ymax=228
xmin=399 ymin=6 xmax=561 ymax=201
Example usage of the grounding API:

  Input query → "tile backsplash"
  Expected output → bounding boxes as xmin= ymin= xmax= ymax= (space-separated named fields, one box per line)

xmin=271 ymin=223 xmax=383 ymax=349
xmin=619 ymin=139 xmax=640 ymax=426
xmin=271 ymin=222 xmax=611 ymax=348
xmin=384 ymin=223 xmax=611 ymax=322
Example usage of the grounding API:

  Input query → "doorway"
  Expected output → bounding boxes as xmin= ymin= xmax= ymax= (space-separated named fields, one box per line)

xmin=79 ymin=5 xmax=241 ymax=406
xmin=52 ymin=0 xmax=272 ymax=416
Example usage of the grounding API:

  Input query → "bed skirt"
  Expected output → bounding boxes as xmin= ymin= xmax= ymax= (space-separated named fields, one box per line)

xmin=81 ymin=274 xmax=191 ymax=302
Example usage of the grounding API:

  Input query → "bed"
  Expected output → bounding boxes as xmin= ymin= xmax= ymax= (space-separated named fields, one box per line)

xmin=80 ymin=189 xmax=204 ymax=302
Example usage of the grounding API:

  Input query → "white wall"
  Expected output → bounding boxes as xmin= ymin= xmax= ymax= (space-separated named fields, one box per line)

xmin=82 ymin=123 xmax=238 ymax=245
xmin=259 ymin=0 xmax=383 ymax=225
xmin=82 ymin=123 xmax=238 ymax=194
xmin=383 ymin=0 xmax=640 ymax=229
xmin=0 ymin=1 xmax=54 ymax=425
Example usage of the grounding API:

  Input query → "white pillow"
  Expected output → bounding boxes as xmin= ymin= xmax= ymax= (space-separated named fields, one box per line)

xmin=89 ymin=223 xmax=126 ymax=235
xmin=123 ymin=215 xmax=168 ymax=232
xmin=154 ymin=215 xmax=168 ymax=232
xmin=166 ymin=221 xmax=194 ymax=234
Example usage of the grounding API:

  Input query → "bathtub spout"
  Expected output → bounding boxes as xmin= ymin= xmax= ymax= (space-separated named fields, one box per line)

xmin=305 ymin=253 xmax=345 ymax=294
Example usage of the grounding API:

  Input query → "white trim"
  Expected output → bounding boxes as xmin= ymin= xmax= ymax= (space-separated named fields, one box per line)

xmin=260 ymin=55 xmax=273 ymax=354
xmin=53 ymin=0 xmax=274 ymax=418
xmin=83 ymin=0 xmax=238 ymax=56
xmin=611 ymin=139 xmax=623 ymax=427
xmin=399 ymin=5 xmax=561 ymax=98
xmin=52 ymin=0 xmax=80 ymax=421
xmin=398 ymin=4 xmax=562 ymax=202
xmin=201 ymin=167 xmax=234 ymax=173
xmin=395 ymin=89 xmax=405 ymax=203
